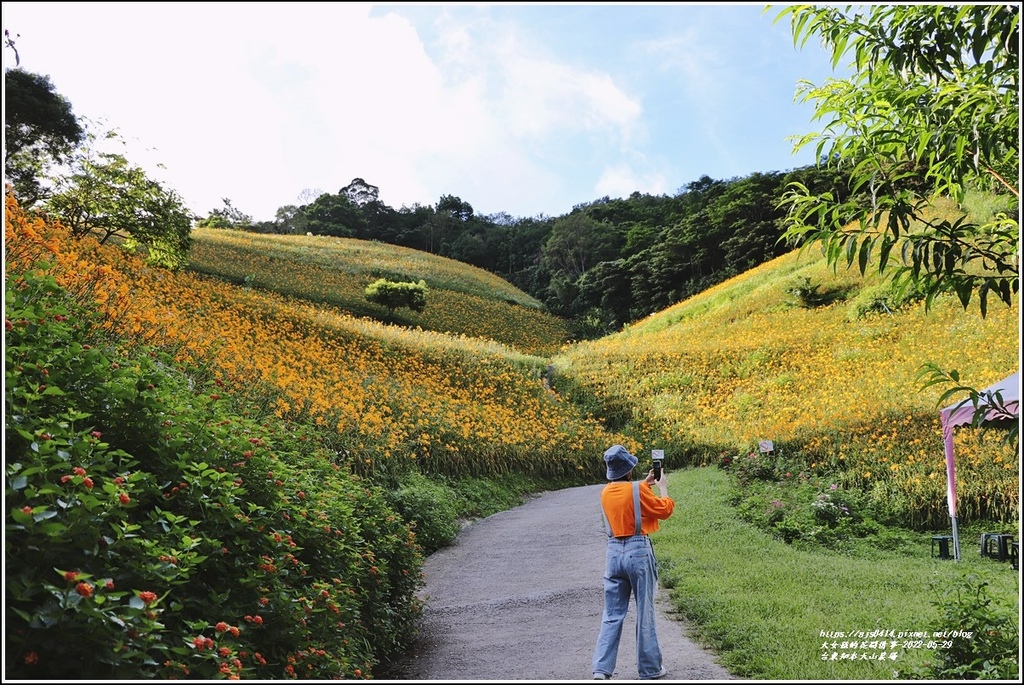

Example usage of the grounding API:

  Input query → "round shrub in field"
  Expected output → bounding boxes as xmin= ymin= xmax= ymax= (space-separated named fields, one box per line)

xmin=364 ymin=277 xmax=428 ymax=315
xmin=4 ymin=267 xmax=424 ymax=679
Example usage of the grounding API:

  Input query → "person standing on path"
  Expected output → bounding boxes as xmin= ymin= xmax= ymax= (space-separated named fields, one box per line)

xmin=592 ymin=444 xmax=676 ymax=680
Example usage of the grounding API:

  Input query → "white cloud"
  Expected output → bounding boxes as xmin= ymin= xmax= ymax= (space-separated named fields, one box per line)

xmin=405 ymin=11 xmax=645 ymax=214
xmin=2 ymin=3 xmax=839 ymax=220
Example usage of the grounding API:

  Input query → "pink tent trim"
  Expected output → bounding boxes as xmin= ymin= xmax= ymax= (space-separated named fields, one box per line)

xmin=938 ymin=371 xmax=1019 ymax=560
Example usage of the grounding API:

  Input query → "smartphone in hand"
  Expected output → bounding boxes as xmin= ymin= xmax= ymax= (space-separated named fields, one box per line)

xmin=652 ymin=449 xmax=663 ymax=481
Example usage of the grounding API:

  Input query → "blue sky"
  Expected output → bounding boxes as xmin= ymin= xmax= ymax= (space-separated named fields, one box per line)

xmin=3 ymin=3 xmax=844 ymax=222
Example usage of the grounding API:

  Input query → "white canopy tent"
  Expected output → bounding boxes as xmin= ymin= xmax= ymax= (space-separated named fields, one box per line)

xmin=939 ymin=371 xmax=1020 ymax=560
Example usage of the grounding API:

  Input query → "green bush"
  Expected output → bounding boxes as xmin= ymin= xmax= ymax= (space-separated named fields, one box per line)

xmin=5 ymin=267 xmax=423 ymax=679
xmin=364 ymin=278 xmax=428 ymax=315
xmin=784 ymin=276 xmax=848 ymax=308
xmin=846 ymin=280 xmax=925 ymax=319
xmin=384 ymin=471 xmax=461 ymax=555
xmin=729 ymin=450 xmax=884 ymax=550
xmin=897 ymin=572 xmax=1019 ymax=680
xmin=447 ymin=473 xmax=540 ymax=519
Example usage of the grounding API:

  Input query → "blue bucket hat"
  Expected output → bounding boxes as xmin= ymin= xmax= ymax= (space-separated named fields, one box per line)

xmin=604 ymin=444 xmax=638 ymax=480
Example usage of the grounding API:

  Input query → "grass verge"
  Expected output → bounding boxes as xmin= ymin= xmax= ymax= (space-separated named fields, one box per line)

xmin=654 ymin=466 xmax=1020 ymax=680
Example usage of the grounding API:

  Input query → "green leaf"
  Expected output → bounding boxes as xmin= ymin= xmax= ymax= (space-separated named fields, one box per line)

xmin=857 ymin=238 xmax=872 ymax=274
xmin=39 ymin=522 xmax=68 ymax=536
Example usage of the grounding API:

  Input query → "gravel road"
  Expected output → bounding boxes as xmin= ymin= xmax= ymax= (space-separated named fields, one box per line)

xmin=379 ymin=483 xmax=738 ymax=681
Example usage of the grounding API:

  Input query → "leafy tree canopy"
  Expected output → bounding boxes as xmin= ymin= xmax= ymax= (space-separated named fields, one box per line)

xmin=774 ymin=3 xmax=1019 ymax=316
xmin=44 ymin=137 xmax=194 ymax=270
xmin=4 ymin=67 xmax=85 ymax=206
xmin=304 ymin=191 xmax=367 ymax=238
xmin=196 ymin=197 xmax=252 ymax=229
xmin=273 ymin=204 xmax=309 ymax=234
xmin=341 ymin=177 xmax=381 ymax=207
xmin=364 ymin=278 xmax=428 ymax=316
xmin=542 ymin=212 xmax=621 ymax=283
xmin=436 ymin=194 xmax=474 ymax=221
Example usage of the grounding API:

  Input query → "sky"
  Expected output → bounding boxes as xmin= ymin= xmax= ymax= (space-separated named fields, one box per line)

xmin=3 ymin=2 xmax=846 ymax=223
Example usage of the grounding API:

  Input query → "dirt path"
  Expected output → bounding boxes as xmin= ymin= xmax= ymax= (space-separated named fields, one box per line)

xmin=380 ymin=483 xmax=738 ymax=681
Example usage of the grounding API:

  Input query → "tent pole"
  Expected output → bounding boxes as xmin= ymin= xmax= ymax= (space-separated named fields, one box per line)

xmin=951 ymin=515 xmax=961 ymax=561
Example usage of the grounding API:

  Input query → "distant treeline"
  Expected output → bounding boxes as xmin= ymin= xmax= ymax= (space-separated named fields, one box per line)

xmin=206 ymin=166 xmax=851 ymax=337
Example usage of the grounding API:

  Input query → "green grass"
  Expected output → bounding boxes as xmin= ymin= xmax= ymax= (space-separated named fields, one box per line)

xmin=654 ymin=466 xmax=1020 ymax=681
xmin=386 ymin=463 xmax=1019 ymax=680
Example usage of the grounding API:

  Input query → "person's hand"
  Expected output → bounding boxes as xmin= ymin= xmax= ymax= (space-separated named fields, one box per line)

xmin=644 ymin=470 xmax=657 ymax=486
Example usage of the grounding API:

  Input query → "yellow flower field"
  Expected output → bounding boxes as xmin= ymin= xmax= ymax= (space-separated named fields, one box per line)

xmin=188 ymin=228 xmax=570 ymax=356
xmin=553 ymin=250 xmax=1020 ymax=526
xmin=7 ymin=192 xmax=1016 ymax=527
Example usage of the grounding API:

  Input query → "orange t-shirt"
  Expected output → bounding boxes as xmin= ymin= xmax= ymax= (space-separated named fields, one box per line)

xmin=601 ymin=481 xmax=675 ymax=537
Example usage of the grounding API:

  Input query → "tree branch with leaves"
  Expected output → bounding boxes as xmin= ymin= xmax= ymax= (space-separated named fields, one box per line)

xmin=773 ymin=4 xmax=1019 ymax=316
xmin=43 ymin=128 xmax=195 ymax=270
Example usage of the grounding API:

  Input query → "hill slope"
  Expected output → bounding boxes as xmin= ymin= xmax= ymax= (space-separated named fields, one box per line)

xmin=186 ymin=224 xmax=1019 ymax=527
xmin=5 ymin=201 xmax=633 ymax=487
xmin=188 ymin=228 xmax=571 ymax=357
xmin=551 ymin=248 xmax=1019 ymax=527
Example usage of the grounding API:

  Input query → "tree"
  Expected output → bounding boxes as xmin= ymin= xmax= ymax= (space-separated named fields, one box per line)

xmin=304 ymin=192 xmax=367 ymax=237
xmin=575 ymin=259 xmax=632 ymax=334
xmin=436 ymin=194 xmax=474 ymax=221
xmin=541 ymin=212 xmax=621 ymax=283
xmin=44 ymin=142 xmax=194 ymax=269
xmin=774 ymin=4 xmax=1019 ymax=317
xmin=274 ymin=204 xmax=308 ymax=234
xmin=297 ymin=187 xmax=326 ymax=205
xmin=540 ymin=212 xmax=622 ymax=316
xmin=196 ymin=198 xmax=252 ymax=229
xmin=774 ymin=4 xmax=1019 ymax=436
xmin=713 ymin=171 xmax=790 ymax=274
xmin=4 ymin=67 xmax=85 ymax=206
xmin=421 ymin=195 xmax=475 ymax=255
xmin=341 ymin=177 xmax=380 ymax=207
xmin=361 ymin=198 xmax=402 ymax=243
xmin=5 ymin=28 xmax=21 ymax=65
xmin=364 ymin=278 xmax=428 ymax=316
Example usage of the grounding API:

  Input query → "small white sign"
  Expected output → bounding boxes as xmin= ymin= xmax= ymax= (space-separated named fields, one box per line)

xmin=758 ymin=440 xmax=774 ymax=453
xmin=651 ymin=449 xmax=664 ymax=459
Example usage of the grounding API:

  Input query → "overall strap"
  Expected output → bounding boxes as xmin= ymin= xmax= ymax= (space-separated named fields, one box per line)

xmin=632 ymin=481 xmax=642 ymax=536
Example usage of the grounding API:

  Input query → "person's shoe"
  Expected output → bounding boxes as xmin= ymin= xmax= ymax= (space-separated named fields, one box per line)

xmin=593 ymin=673 xmax=610 ymax=680
xmin=644 ymin=665 xmax=668 ymax=680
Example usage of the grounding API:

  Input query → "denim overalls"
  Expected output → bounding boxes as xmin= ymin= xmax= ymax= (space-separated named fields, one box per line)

xmin=592 ymin=481 xmax=663 ymax=679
